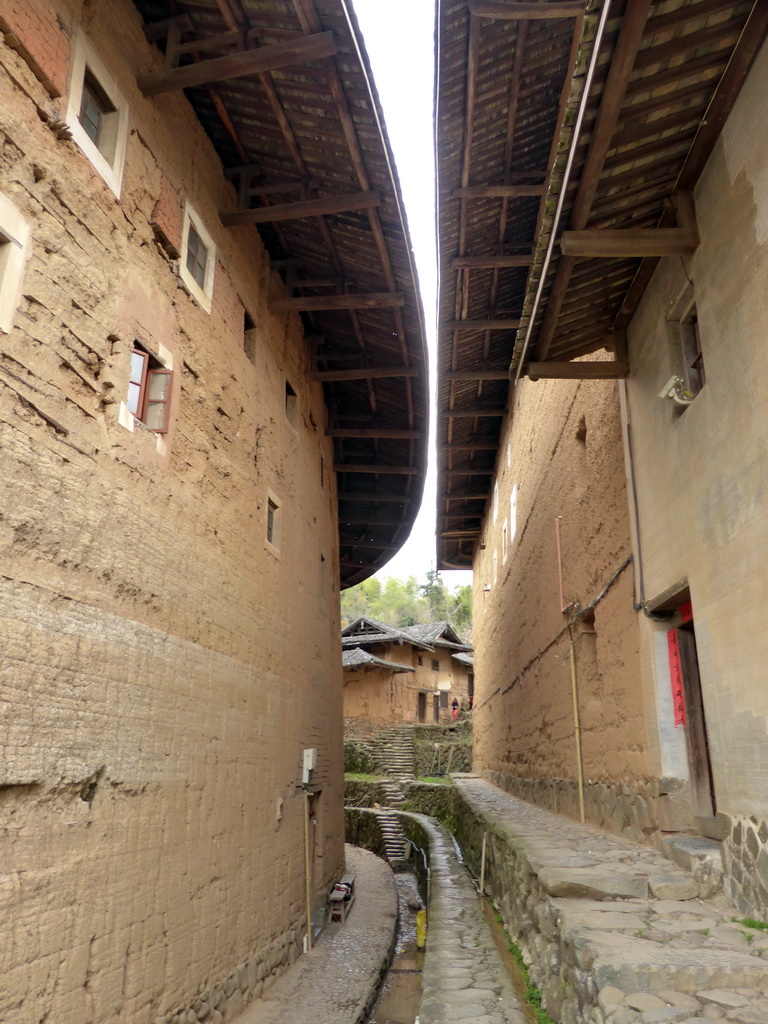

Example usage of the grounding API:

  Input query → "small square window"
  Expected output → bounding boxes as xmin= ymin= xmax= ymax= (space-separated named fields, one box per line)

xmin=431 ymin=659 xmax=439 ymax=672
xmin=180 ymin=204 xmax=216 ymax=313
xmin=65 ymin=32 xmax=128 ymax=197
xmin=417 ymin=656 xmax=423 ymax=666
xmin=127 ymin=343 xmax=173 ymax=432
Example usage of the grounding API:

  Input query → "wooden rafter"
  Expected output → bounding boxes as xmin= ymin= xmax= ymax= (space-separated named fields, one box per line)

xmin=469 ymin=1 xmax=583 ymax=18
xmin=138 ymin=32 xmax=337 ymax=94
xmin=221 ymin=190 xmax=380 ymax=226
xmin=271 ymin=293 xmax=404 ymax=312
xmin=308 ymin=367 xmax=418 ymax=382
xmin=526 ymin=361 xmax=629 ymax=380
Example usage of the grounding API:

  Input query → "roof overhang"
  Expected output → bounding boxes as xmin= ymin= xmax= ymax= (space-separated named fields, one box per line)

xmin=435 ymin=0 xmax=768 ymax=569
xmin=133 ymin=0 xmax=429 ymax=587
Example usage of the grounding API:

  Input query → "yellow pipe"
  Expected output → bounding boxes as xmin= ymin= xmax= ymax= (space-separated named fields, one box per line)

xmin=569 ymin=636 xmax=586 ymax=824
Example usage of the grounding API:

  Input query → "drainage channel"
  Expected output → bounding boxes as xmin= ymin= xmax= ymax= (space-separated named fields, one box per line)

xmin=478 ymin=895 xmax=540 ymax=1024
xmin=366 ymin=871 xmax=424 ymax=1024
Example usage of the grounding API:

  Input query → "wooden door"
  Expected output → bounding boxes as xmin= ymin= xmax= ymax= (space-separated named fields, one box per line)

xmin=676 ymin=624 xmax=716 ymax=818
xmin=433 ymin=694 xmax=440 ymax=723
xmin=418 ymin=691 xmax=426 ymax=723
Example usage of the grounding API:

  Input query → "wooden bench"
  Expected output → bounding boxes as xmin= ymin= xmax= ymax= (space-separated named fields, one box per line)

xmin=328 ymin=872 xmax=356 ymax=923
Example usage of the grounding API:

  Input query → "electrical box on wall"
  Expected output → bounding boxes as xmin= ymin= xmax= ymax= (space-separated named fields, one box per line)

xmin=302 ymin=748 xmax=317 ymax=785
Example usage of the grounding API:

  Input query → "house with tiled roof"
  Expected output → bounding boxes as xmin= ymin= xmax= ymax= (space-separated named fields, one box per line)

xmin=342 ymin=617 xmax=474 ymax=730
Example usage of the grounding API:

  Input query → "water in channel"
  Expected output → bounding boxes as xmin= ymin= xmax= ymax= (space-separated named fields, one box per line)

xmin=367 ymin=871 xmax=425 ymax=1024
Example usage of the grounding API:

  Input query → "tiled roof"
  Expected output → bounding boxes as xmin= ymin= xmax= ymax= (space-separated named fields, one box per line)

xmin=342 ymin=649 xmax=414 ymax=673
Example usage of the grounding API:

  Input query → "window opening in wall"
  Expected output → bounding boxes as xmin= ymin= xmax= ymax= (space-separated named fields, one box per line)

xmin=79 ymin=72 xmax=116 ymax=154
xmin=185 ymin=222 xmax=208 ymax=290
xmin=285 ymin=380 xmax=298 ymax=429
xmin=439 ymin=691 xmax=448 ymax=709
xmin=682 ymin=307 xmax=705 ymax=397
xmin=431 ymin=659 xmax=439 ymax=672
xmin=417 ymin=656 xmax=423 ymax=666
xmin=267 ymin=498 xmax=278 ymax=546
xmin=180 ymin=204 xmax=216 ymax=312
xmin=510 ymin=484 xmax=518 ymax=544
xmin=0 ymin=194 xmax=31 ymax=334
xmin=492 ymin=481 xmax=499 ymax=521
xmin=501 ymin=519 xmax=509 ymax=563
xmin=128 ymin=344 xmax=172 ymax=432
xmin=65 ymin=33 xmax=128 ymax=196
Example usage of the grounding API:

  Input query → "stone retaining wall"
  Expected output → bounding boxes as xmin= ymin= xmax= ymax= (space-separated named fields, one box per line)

xmin=345 ymin=779 xmax=389 ymax=808
xmin=345 ymin=807 xmax=388 ymax=860
xmin=163 ymin=924 xmax=306 ymax=1024
xmin=414 ymin=724 xmax=472 ymax=776
xmin=723 ymin=814 xmax=768 ymax=920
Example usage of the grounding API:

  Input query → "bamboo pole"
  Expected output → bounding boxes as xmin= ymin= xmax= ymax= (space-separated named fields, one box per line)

xmin=304 ymin=790 xmax=313 ymax=952
xmin=569 ymin=638 xmax=586 ymax=824
xmin=479 ymin=832 xmax=487 ymax=895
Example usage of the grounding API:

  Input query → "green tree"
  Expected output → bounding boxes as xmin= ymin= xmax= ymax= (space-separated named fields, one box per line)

xmin=340 ymin=570 xmax=472 ymax=640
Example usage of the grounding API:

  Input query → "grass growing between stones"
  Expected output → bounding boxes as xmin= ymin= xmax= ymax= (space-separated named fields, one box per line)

xmin=733 ymin=917 xmax=768 ymax=931
xmin=417 ymin=775 xmax=454 ymax=785
xmin=493 ymin=911 xmax=556 ymax=1024
xmin=345 ymin=772 xmax=387 ymax=782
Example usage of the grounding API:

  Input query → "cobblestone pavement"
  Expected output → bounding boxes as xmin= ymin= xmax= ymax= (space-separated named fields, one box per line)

xmin=412 ymin=812 xmax=528 ymax=1024
xmin=456 ymin=777 xmax=768 ymax=1024
xmin=233 ymin=845 xmax=397 ymax=1024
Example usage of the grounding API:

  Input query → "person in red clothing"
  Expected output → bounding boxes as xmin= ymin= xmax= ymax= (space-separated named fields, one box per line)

xmin=451 ymin=698 xmax=459 ymax=721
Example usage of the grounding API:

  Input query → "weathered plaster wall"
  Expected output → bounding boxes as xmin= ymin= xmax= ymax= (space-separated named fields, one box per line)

xmin=0 ymin=4 xmax=344 ymax=1023
xmin=471 ymin=368 xmax=648 ymax=831
xmin=625 ymin=37 xmax=768 ymax=917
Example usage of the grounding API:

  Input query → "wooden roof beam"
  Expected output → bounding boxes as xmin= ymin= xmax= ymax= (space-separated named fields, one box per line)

xmin=444 ymin=369 xmax=509 ymax=380
xmin=453 ymin=185 xmax=546 ymax=198
xmin=535 ymin=0 xmax=654 ymax=361
xmin=469 ymin=1 xmax=583 ymax=18
xmin=444 ymin=493 xmax=488 ymax=501
xmin=309 ymin=366 xmax=418 ymax=382
xmin=222 ymin=190 xmax=380 ymax=226
xmin=444 ymin=319 xmax=520 ymax=330
xmin=560 ymin=228 xmax=698 ymax=258
xmin=526 ymin=360 xmax=629 ymax=380
xmin=327 ymin=428 xmax=421 ymax=439
xmin=440 ymin=443 xmax=498 ymax=451
xmin=451 ymin=255 xmax=532 ymax=268
xmin=444 ymin=407 xmax=506 ymax=418
xmin=338 ymin=492 xmax=412 ymax=503
xmin=271 ymin=293 xmax=404 ymax=312
xmin=138 ymin=32 xmax=337 ymax=95
xmin=441 ymin=529 xmax=481 ymax=538
xmin=335 ymin=464 xmax=419 ymax=474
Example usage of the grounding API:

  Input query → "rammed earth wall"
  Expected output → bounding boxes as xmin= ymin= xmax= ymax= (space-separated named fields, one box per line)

xmin=0 ymin=3 xmax=344 ymax=1021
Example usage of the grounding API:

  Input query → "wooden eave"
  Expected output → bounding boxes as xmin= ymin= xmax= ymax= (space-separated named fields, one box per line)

xmin=134 ymin=0 xmax=429 ymax=589
xmin=435 ymin=0 xmax=768 ymax=570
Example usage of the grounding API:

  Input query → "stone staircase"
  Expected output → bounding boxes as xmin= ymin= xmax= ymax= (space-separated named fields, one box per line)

xmin=379 ymin=778 xmax=407 ymax=807
xmin=375 ymin=725 xmax=415 ymax=781
xmin=376 ymin=809 xmax=410 ymax=866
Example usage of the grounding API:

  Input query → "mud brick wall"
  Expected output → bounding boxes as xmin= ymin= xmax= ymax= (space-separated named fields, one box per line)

xmin=0 ymin=3 xmax=344 ymax=1023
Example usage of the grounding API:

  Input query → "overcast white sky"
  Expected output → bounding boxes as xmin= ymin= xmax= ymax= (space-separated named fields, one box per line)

xmin=352 ymin=0 xmax=473 ymax=589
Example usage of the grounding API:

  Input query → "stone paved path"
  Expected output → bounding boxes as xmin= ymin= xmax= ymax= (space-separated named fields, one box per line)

xmin=233 ymin=845 xmax=396 ymax=1024
xmin=412 ymin=812 xmax=528 ymax=1024
xmin=455 ymin=777 xmax=768 ymax=1024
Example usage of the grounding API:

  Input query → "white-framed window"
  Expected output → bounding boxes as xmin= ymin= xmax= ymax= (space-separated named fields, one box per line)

xmin=65 ymin=31 xmax=129 ymax=197
xmin=666 ymin=282 xmax=705 ymax=405
xmin=265 ymin=490 xmax=283 ymax=557
xmin=510 ymin=484 xmax=518 ymax=544
xmin=179 ymin=204 xmax=216 ymax=312
xmin=501 ymin=518 xmax=509 ymax=563
xmin=0 ymin=193 xmax=30 ymax=333
xmin=492 ymin=481 xmax=499 ymax=522
xmin=118 ymin=339 xmax=174 ymax=434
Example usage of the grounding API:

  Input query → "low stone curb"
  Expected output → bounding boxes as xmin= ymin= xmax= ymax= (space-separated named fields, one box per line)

xmin=452 ymin=778 xmax=768 ymax=1024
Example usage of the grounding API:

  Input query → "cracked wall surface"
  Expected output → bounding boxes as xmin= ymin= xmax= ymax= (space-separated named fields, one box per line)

xmin=0 ymin=3 xmax=344 ymax=1022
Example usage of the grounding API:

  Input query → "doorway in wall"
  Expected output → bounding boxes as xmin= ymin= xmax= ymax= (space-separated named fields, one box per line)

xmin=433 ymin=694 xmax=440 ymax=723
xmin=667 ymin=601 xmax=716 ymax=826
xmin=418 ymin=691 xmax=426 ymax=723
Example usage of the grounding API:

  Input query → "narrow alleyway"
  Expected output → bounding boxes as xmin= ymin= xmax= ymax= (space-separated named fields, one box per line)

xmin=234 ymin=777 xmax=768 ymax=1024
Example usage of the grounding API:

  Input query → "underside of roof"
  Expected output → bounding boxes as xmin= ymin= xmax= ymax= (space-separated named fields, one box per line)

xmin=435 ymin=0 xmax=768 ymax=569
xmin=132 ymin=0 xmax=429 ymax=587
